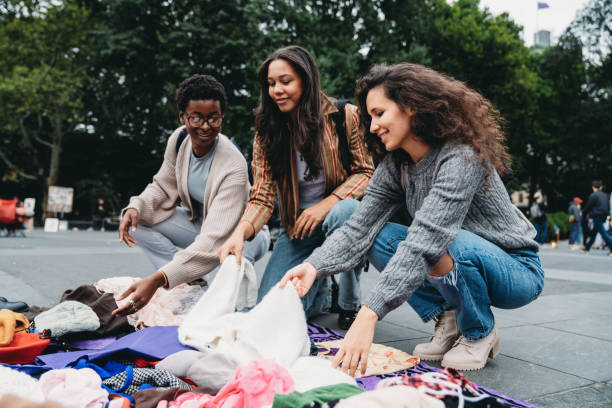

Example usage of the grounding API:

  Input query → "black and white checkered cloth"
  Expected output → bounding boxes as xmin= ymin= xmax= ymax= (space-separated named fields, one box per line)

xmin=102 ymin=367 xmax=193 ymax=395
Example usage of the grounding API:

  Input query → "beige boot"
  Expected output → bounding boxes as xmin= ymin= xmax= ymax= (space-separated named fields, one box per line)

xmin=413 ymin=309 xmax=459 ymax=361
xmin=441 ymin=326 xmax=500 ymax=370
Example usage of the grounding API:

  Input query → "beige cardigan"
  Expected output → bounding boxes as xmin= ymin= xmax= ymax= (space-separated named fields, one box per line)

xmin=125 ymin=126 xmax=249 ymax=288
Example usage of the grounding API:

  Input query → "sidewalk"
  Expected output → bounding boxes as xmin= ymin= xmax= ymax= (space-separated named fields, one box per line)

xmin=1 ymin=230 xmax=611 ymax=407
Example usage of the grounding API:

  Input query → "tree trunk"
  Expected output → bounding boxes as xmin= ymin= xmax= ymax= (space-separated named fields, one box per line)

xmin=527 ymin=153 xmax=541 ymax=208
xmin=19 ymin=115 xmax=41 ymax=175
xmin=43 ymin=116 xmax=64 ymax=219
xmin=528 ymin=173 xmax=536 ymax=208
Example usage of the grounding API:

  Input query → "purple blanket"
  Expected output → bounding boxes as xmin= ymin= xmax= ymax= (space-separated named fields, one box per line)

xmin=307 ymin=323 xmax=539 ymax=408
xmin=37 ymin=326 xmax=193 ymax=370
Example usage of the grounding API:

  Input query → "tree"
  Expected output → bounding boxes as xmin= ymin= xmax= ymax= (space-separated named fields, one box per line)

xmin=363 ymin=0 xmax=541 ymax=194
xmin=2 ymin=0 xmax=607 ymax=218
xmin=0 ymin=1 xmax=92 ymax=215
xmin=525 ymin=34 xmax=589 ymax=206
xmin=566 ymin=0 xmax=612 ymax=198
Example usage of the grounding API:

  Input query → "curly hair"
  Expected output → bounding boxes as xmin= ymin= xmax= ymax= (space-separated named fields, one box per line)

xmin=254 ymin=46 xmax=324 ymax=181
xmin=176 ymin=74 xmax=227 ymax=113
xmin=355 ymin=63 xmax=511 ymax=179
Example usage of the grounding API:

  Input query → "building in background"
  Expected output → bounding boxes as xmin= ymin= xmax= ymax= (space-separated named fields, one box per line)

xmin=534 ymin=30 xmax=551 ymax=49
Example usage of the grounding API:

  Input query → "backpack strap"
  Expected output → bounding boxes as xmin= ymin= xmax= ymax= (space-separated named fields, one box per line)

xmin=329 ymin=100 xmax=371 ymax=274
xmin=175 ymin=127 xmax=189 ymax=155
xmin=330 ymin=99 xmax=352 ymax=176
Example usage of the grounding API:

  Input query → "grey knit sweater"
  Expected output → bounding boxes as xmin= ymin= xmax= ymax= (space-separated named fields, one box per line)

xmin=307 ymin=142 xmax=538 ymax=319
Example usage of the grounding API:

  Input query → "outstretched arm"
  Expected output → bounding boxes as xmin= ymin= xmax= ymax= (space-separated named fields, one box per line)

xmin=306 ymin=156 xmax=404 ymax=277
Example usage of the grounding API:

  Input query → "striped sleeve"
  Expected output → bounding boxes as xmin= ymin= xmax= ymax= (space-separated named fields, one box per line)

xmin=241 ymin=136 xmax=276 ymax=236
xmin=332 ymin=104 xmax=374 ymax=199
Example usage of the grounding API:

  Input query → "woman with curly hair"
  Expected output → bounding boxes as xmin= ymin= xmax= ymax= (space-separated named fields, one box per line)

xmin=280 ymin=63 xmax=544 ymax=373
xmin=219 ymin=46 xmax=374 ymax=325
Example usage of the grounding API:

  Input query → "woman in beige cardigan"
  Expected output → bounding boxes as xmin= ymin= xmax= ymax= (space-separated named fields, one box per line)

xmin=114 ymin=75 xmax=269 ymax=316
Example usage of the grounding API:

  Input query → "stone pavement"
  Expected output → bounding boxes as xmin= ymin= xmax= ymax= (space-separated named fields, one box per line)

xmin=1 ymin=229 xmax=611 ymax=407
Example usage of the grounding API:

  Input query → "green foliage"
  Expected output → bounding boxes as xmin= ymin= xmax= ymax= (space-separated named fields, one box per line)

xmin=0 ymin=0 xmax=610 ymax=222
xmin=0 ymin=0 xmax=92 ymax=210
xmin=547 ymin=211 xmax=571 ymax=240
xmin=73 ymin=175 xmax=121 ymax=218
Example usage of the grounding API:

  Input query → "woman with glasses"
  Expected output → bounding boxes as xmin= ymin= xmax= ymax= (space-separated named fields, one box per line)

xmin=218 ymin=46 xmax=374 ymax=327
xmin=114 ymin=74 xmax=269 ymax=316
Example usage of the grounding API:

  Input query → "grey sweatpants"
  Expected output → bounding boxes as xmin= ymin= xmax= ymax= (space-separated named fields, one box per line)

xmin=133 ymin=207 xmax=270 ymax=283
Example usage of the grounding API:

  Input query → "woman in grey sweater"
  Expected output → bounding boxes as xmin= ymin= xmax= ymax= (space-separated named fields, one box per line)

xmin=280 ymin=63 xmax=544 ymax=374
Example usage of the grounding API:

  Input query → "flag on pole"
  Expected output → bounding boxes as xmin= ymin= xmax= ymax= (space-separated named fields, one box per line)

xmin=537 ymin=2 xmax=550 ymax=9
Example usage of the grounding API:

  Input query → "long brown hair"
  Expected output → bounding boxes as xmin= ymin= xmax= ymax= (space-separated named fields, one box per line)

xmin=254 ymin=46 xmax=324 ymax=181
xmin=355 ymin=63 xmax=511 ymax=179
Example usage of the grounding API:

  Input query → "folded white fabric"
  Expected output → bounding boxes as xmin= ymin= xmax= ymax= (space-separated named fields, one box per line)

xmin=288 ymin=356 xmax=357 ymax=392
xmin=156 ymin=349 xmax=238 ymax=392
xmin=34 ymin=300 xmax=100 ymax=337
xmin=235 ymin=257 xmax=258 ymax=311
xmin=0 ymin=365 xmax=44 ymax=403
xmin=178 ymin=255 xmax=310 ymax=368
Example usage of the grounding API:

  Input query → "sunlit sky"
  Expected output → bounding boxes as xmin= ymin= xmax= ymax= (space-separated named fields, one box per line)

xmin=478 ymin=0 xmax=590 ymax=46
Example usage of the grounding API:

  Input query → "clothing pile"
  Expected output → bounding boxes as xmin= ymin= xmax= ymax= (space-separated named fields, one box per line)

xmin=0 ymin=257 xmax=538 ymax=408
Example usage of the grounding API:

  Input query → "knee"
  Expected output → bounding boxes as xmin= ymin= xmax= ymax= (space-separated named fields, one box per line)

xmin=323 ymin=198 xmax=358 ymax=232
xmin=445 ymin=231 xmax=493 ymax=279
xmin=131 ymin=225 xmax=149 ymax=241
xmin=429 ymin=253 xmax=454 ymax=277
xmin=448 ymin=230 xmax=484 ymax=263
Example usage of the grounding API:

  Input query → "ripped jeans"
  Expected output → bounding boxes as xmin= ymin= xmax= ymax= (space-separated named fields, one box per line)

xmin=369 ymin=225 xmax=544 ymax=341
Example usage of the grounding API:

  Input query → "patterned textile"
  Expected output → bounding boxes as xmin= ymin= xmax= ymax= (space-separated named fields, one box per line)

xmin=376 ymin=368 xmax=480 ymax=398
xmin=102 ymin=367 xmax=193 ymax=395
xmin=308 ymin=324 xmax=344 ymax=343
xmin=306 ymin=323 xmax=540 ymax=408
xmin=376 ymin=370 xmax=511 ymax=407
xmin=316 ymin=339 xmax=419 ymax=376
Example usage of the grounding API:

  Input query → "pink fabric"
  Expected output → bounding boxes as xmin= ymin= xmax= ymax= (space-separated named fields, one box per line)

xmin=164 ymin=392 xmax=214 ymax=408
xmin=95 ymin=277 xmax=203 ymax=328
xmin=39 ymin=368 xmax=108 ymax=408
xmin=162 ymin=359 xmax=294 ymax=408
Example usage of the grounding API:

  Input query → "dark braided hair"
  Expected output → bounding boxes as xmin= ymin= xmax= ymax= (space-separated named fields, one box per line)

xmin=176 ymin=74 xmax=227 ymax=113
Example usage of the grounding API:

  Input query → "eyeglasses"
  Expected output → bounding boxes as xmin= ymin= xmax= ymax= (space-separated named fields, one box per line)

xmin=186 ymin=115 xmax=223 ymax=128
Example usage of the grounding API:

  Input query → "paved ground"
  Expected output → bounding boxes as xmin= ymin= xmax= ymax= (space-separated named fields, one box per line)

xmin=1 ymin=229 xmax=611 ymax=407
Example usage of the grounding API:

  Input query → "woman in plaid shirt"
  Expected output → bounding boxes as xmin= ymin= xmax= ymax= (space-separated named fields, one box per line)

xmin=219 ymin=46 xmax=374 ymax=326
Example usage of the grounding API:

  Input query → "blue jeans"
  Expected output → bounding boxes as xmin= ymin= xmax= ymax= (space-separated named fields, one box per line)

xmin=569 ymin=221 xmax=580 ymax=245
xmin=257 ymin=199 xmax=362 ymax=318
xmin=369 ymin=224 xmax=545 ymax=341
xmin=534 ymin=220 xmax=548 ymax=244
xmin=585 ymin=216 xmax=612 ymax=251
